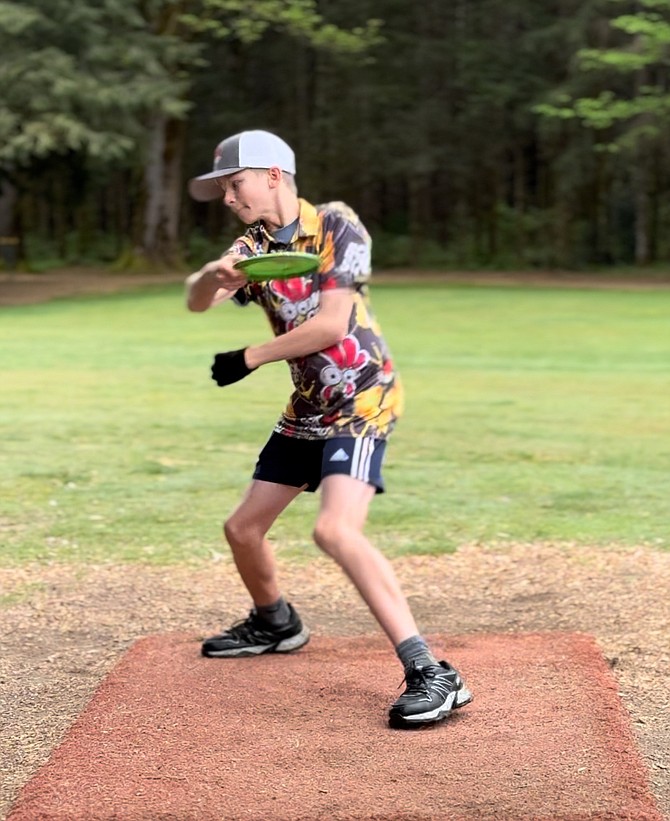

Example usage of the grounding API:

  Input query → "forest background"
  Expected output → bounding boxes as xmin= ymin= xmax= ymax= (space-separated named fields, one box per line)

xmin=2 ymin=0 xmax=670 ymax=274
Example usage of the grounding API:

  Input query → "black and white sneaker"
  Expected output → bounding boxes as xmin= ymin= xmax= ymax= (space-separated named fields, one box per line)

xmin=388 ymin=660 xmax=473 ymax=729
xmin=201 ymin=603 xmax=310 ymax=658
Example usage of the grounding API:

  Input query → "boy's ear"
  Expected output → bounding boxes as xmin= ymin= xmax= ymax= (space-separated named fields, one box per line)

xmin=267 ymin=166 xmax=282 ymax=188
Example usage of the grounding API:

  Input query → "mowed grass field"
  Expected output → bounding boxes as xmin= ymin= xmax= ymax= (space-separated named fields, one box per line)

xmin=1 ymin=280 xmax=668 ymax=567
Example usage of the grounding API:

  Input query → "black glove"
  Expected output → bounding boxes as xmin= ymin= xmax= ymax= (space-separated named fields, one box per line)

xmin=211 ymin=348 xmax=255 ymax=387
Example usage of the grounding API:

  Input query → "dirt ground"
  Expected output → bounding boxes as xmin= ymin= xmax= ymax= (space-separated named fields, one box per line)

xmin=0 ymin=268 xmax=187 ymax=306
xmin=1 ymin=266 xmax=670 ymax=308
xmin=6 ymin=626 xmax=664 ymax=821
xmin=1 ymin=269 xmax=669 ymax=819
xmin=1 ymin=545 xmax=669 ymax=820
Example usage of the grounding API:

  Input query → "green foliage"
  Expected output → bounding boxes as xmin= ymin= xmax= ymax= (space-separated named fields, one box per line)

xmin=0 ymin=0 xmax=194 ymax=170
xmin=0 ymin=283 xmax=668 ymax=566
xmin=0 ymin=0 xmax=378 ymax=172
xmin=536 ymin=0 xmax=670 ymax=148
xmin=8 ymin=0 xmax=670 ymax=270
xmin=181 ymin=0 xmax=380 ymax=52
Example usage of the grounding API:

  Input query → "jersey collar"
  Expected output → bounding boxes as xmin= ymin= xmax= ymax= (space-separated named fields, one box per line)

xmin=255 ymin=198 xmax=319 ymax=245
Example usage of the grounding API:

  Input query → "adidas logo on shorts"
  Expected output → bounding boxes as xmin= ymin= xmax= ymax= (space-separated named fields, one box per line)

xmin=329 ymin=448 xmax=350 ymax=462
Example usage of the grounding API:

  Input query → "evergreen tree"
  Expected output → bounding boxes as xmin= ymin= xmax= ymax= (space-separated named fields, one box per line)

xmin=536 ymin=0 xmax=670 ymax=264
xmin=0 ymin=0 xmax=192 ymax=263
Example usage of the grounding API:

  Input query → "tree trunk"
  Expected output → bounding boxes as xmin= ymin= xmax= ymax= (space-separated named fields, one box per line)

xmin=408 ymin=174 xmax=429 ymax=264
xmin=633 ymin=155 xmax=650 ymax=266
xmin=140 ymin=114 xmax=185 ymax=269
xmin=632 ymin=55 xmax=651 ymax=267
xmin=0 ymin=180 xmax=17 ymax=236
xmin=513 ymin=146 xmax=527 ymax=261
xmin=0 ymin=180 xmax=20 ymax=270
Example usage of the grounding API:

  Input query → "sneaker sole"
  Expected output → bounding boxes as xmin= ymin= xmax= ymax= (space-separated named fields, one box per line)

xmin=202 ymin=627 xmax=310 ymax=658
xmin=388 ymin=685 xmax=473 ymax=729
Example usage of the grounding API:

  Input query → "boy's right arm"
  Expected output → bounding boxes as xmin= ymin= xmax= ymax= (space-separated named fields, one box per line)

xmin=185 ymin=253 xmax=248 ymax=312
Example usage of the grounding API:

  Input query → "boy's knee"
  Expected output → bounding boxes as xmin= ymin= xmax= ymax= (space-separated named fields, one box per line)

xmin=313 ymin=517 xmax=330 ymax=553
xmin=224 ymin=514 xmax=259 ymax=547
xmin=313 ymin=515 xmax=349 ymax=556
xmin=222 ymin=515 xmax=237 ymax=545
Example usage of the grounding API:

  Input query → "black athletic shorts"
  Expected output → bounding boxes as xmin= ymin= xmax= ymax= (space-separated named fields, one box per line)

xmin=252 ymin=432 xmax=387 ymax=493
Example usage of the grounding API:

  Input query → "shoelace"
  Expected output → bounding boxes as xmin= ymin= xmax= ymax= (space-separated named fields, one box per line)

xmin=227 ymin=610 xmax=290 ymax=641
xmin=397 ymin=663 xmax=436 ymax=696
xmin=226 ymin=613 xmax=267 ymax=641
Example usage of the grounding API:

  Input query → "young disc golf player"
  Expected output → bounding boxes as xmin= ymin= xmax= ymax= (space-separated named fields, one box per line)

xmin=185 ymin=129 xmax=472 ymax=728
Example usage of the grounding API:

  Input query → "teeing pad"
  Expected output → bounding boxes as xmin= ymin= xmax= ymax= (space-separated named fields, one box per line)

xmin=234 ymin=251 xmax=320 ymax=280
xmin=8 ymin=632 xmax=662 ymax=821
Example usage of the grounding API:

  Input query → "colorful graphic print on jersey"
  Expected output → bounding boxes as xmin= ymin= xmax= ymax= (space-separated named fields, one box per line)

xmin=230 ymin=200 xmax=404 ymax=440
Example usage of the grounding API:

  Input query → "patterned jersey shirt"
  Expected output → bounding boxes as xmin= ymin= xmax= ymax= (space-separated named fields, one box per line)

xmin=228 ymin=199 xmax=404 ymax=440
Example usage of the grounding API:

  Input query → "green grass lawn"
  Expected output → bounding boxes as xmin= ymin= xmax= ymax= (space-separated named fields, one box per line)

xmin=1 ymin=281 xmax=668 ymax=566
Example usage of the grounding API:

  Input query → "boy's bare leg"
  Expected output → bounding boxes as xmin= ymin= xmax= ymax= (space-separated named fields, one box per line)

xmin=201 ymin=479 xmax=309 ymax=658
xmin=313 ymin=474 xmax=473 ymax=728
xmin=313 ymin=474 xmax=419 ymax=646
xmin=224 ymin=479 xmax=303 ymax=606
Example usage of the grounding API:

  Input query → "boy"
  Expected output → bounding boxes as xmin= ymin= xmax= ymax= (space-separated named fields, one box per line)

xmin=186 ymin=129 xmax=471 ymax=728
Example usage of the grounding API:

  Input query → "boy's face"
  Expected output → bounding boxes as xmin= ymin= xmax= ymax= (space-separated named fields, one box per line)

xmin=216 ymin=169 xmax=275 ymax=224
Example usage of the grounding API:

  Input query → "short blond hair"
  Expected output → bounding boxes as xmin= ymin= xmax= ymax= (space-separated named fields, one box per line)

xmin=252 ymin=167 xmax=297 ymax=194
xmin=283 ymin=172 xmax=298 ymax=194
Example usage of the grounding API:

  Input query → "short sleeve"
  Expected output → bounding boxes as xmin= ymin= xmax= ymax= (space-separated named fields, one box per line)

xmin=318 ymin=212 xmax=371 ymax=291
xmin=226 ymin=237 xmax=254 ymax=259
xmin=232 ymin=287 xmax=250 ymax=306
xmin=227 ymin=235 xmax=255 ymax=306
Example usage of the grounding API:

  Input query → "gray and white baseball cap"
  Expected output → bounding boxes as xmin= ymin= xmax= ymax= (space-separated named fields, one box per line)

xmin=188 ymin=130 xmax=296 ymax=201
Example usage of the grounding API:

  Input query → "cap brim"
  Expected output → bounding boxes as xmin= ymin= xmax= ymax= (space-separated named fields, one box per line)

xmin=188 ymin=167 xmax=245 ymax=202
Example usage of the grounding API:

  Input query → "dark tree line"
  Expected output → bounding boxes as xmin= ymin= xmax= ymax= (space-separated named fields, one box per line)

xmin=2 ymin=0 xmax=670 ymax=271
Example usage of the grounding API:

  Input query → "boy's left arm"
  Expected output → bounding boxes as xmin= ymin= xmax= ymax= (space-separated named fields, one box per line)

xmin=247 ymin=288 xmax=353 ymax=367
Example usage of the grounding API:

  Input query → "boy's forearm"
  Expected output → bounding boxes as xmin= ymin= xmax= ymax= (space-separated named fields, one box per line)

xmin=246 ymin=288 xmax=354 ymax=368
xmin=246 ymin=315 xmax=345 ymax=369
xmin=186 ymin=271 xmax=234 ymax=312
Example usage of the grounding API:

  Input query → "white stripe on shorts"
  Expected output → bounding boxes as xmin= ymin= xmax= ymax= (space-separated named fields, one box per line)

xmin=363 ymin=439 xmax=376 ymax=482
xmin=352 ymin=437 xmax=375 ymax=483
xmin=351 ymin=438 xmax=362 ymax=477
